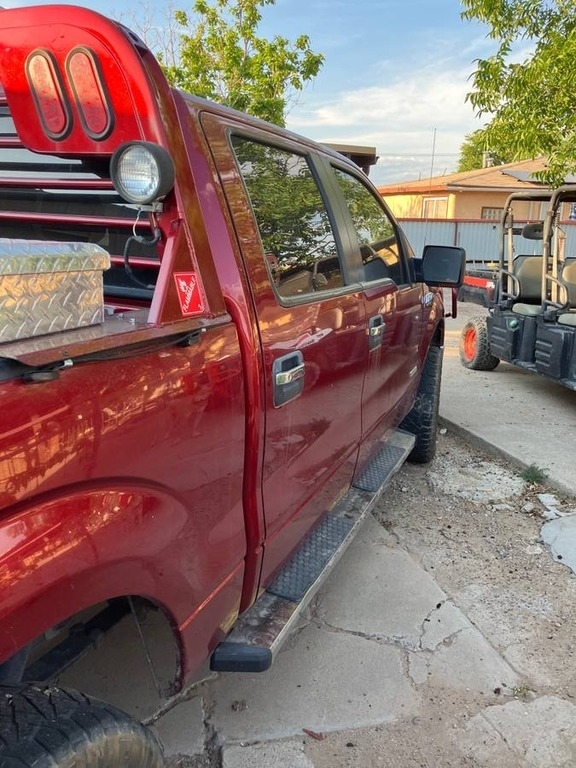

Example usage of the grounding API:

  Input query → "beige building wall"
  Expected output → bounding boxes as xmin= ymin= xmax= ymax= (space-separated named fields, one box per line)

xmin=452 ymin=191 xmax=507 ymax=219
xmin=383 ymin=190 xmax=552 ymax=222
xmin=383 ymin=194 xmax=431 ymax=218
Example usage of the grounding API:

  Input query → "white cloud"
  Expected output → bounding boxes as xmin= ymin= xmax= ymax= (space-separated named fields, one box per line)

xmin=287 ymin=64 xmax=486 ymax=184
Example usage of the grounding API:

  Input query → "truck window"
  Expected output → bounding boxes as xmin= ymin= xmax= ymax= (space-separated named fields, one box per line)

xmin=333 ymin=168 xmax=407 ymax=286
xmin=231 ymin=136 xmax=344 ymax=299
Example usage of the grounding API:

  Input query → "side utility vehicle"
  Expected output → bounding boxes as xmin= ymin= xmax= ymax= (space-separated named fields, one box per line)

xmin=460 ymin=186 xmax=576 ymax=389
xmin=0 ymin=6 xmax=465 ymax=765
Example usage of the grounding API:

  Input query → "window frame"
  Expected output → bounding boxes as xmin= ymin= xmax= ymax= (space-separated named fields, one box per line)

xmin=422 ymin=196 xmax=448 ymax=219
xmin=481 ymin=206 xmax=504 ymax=221
xmin=321 ymin=157 xmax=412 ymax=287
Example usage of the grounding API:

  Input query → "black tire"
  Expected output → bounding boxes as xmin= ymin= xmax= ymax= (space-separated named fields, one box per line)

xmin=459 ymin=316 xmax=500 ymax=370
xmin=0 ymin=683 xmax=164 ymax=767
xmin=399 ymin=344 xmax=442 ymax=464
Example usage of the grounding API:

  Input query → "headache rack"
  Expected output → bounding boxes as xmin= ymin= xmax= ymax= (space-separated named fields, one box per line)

xmin=0 ymin=101 xmax=160 ymax=313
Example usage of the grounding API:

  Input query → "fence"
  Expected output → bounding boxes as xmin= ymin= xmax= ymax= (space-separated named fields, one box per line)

xmin=399 ymin=219 xmax=576 ymax=264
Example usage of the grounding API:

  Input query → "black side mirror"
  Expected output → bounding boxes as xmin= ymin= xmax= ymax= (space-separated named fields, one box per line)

xmin=420 ymin=245 xmax=466 ymax=287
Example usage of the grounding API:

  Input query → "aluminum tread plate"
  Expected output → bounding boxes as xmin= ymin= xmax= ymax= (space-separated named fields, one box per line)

xmin=0 ymin=241 xmax=110 ymax=343
xmin=210 ymin=430 xmax=416 ymax=670
xmin=267 ymin=513 xmax=355 ymax=603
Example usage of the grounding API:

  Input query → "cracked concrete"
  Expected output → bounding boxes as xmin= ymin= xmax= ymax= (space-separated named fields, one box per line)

xmin=540 ymin=515 xmax=576 ymax=573
xmin=462 ymin=696 xmax=576 ymax=767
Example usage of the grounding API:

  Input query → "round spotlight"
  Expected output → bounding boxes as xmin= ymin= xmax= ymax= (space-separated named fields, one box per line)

xmin=110 ymin=141 xmax=175 ymax=205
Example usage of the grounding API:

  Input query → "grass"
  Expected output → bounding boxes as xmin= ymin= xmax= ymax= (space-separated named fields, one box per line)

xmin=519 ymin=463 xmax=548 ymax=485
xmin=512 ymin=685 xmax=533 ymax=701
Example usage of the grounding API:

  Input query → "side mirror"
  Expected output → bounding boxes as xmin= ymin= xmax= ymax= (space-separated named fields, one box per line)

xmin=420 ymin=245 xmax=466 ymax=287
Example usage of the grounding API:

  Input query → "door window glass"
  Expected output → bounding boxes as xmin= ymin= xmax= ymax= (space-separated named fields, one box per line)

xmin=333 ymin=168 xmax=406 ymax=285
xmin=231 ymin=136 xmax=344 ymax=298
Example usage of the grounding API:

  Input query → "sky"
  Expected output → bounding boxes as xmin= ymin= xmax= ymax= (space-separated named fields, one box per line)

xmin=2 ymin=0 xmax=495 ymax=184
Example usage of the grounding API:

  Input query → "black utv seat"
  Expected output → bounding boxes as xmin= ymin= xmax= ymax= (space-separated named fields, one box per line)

xmin=507 ymin=255 xmax=543 ymax=316
xmin=557 ymin=258 xmax=576 ymax=326
xmin=561 ymin=258 xmax=576 ymax=305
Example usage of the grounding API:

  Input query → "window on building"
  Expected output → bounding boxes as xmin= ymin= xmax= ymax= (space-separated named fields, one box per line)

xmin=481 ymin=206 xmax=504 ymax=221
xmin=422 ymin=197 xmax=448 ymax=219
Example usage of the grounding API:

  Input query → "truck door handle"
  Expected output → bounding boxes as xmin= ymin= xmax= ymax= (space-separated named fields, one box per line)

xmin=275 ymin=364 xmax=305 ymax=386
xmin=272 ymin=351 xmax=305 ymax=407
xmin=367 ymin=314 xmax=385 ymax=350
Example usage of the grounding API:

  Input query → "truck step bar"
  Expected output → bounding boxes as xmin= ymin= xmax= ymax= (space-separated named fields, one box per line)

xmin=210 ymin=428 xmax=415 ymax=672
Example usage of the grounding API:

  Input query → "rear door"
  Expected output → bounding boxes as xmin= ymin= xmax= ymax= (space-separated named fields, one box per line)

xmin=202 ymin=116 xmax=367 ymax=583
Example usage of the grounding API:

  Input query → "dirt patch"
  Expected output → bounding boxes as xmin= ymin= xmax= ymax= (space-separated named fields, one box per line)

xmin=375 ymin=430 xmax=576 ymax=696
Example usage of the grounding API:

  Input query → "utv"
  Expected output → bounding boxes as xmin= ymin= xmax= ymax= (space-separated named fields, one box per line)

xmin=460 ymin=186 xmax=576 ymax=390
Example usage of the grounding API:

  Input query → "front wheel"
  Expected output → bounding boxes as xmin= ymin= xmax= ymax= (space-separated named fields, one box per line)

xmin=459 ymin=316 xmax=500 ymax=370
xmin=399 ymin=344 xmax=443 ymax=464
xmin=0 ymin=683 xmax=164 ymax=767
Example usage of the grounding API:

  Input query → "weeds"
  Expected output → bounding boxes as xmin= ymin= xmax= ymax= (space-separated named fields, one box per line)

xmin=512 ymin=685 xmax=533 ymax=701
xmin=519 ymin=463 xmax=548 ymax=485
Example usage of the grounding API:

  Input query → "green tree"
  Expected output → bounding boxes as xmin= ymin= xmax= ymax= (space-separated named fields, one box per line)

xmin=161 ymin=0 xmax=324 ymax=126
xmin=457 ymin=128 xmax=511 ymax=172
xmin=461 ymin=0 xmax=576 ymax=183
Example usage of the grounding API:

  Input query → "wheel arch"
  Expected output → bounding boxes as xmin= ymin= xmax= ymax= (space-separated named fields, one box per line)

xmin=0 ymin=485 xmax=205 ymax=688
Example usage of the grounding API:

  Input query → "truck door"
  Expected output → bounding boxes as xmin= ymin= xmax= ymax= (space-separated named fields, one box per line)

xmin=328 ymin=165 xmax=422 ymax=457
xmin=201 ymin=117 xmax=366 ymax=585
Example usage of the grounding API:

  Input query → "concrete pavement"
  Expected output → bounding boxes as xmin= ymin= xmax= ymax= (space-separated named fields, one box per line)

xmin=60 ymin=300 xmax=576 ymax=766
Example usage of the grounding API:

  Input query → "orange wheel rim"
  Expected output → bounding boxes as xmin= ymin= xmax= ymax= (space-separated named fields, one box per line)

xmin=463 ymin=327 xmax=477 ymax=360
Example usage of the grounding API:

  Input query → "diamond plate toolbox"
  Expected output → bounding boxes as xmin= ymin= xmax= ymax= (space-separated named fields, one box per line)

xmin=0 ymin=240 xmax=110 ymax=343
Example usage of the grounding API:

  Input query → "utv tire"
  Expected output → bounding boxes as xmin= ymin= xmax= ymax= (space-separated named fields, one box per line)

xmin=399 ymin=344 xmax=442 ymax=464
xmin=459 ymin=316 xmax=500 ymax=370
xmin=0 ymin=683 xmax=164 ymax=767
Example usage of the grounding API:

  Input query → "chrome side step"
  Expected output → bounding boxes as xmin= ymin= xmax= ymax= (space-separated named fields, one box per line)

xmin=210 ymin=428 xmax=415 ymax=673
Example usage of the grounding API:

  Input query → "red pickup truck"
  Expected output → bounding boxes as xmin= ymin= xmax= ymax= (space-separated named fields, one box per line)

xmin=0 ymin=6 xmax=465 ymax=765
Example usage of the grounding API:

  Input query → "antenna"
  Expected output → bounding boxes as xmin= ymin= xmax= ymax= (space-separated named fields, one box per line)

xmin=429 ymin=128 xmax=437 ymax=186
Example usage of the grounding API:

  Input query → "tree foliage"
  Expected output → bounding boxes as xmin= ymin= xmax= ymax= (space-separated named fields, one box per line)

xmin=457 ymin=128 xmax=511 ymax=172
xmin=160 ymin=0 xmax=324 ymax=126
xmin=461 ymin=0 xmax=576 ymax=184
xmin=232 ymin=137 xmax=337 ymax=268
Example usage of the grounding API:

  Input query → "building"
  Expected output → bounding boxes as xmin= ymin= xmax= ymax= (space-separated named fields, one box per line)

xmin=324 ymin=144 xmax=378 ymax=176
xmin=377 ymin=158 xmax=550 ymax=221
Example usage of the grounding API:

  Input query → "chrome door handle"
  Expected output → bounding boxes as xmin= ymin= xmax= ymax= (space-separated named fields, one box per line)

xmin=275 ymin=363 xmax=305 ymax=386
xmin=273 ymin=351 xmax=306 ymax=406
xmin=367 ymin=314 xmax=385 ymax=350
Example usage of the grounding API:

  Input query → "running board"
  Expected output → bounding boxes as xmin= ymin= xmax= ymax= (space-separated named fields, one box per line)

xmin=210 ymin=429 xmax=415 ymax=672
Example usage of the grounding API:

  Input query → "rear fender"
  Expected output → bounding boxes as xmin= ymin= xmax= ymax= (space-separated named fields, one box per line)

xmin=0 ymin=486 xmax=243 ymax=680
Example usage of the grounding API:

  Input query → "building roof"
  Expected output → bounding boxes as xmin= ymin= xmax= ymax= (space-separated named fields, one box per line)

xmin=324 ymin=143 xmax=378 ymax=175
xmin=377 ymin=158 xmax=549 ymax=196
